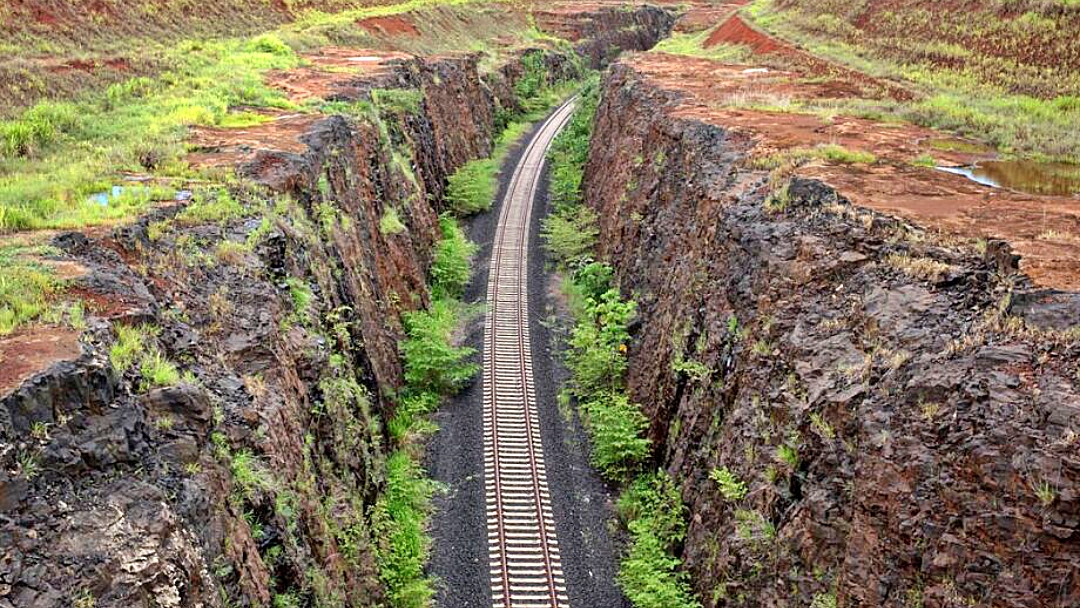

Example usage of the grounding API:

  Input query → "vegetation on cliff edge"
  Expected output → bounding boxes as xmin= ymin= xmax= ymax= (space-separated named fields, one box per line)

xmin=544 ymin=92 xmax=701 ymax=608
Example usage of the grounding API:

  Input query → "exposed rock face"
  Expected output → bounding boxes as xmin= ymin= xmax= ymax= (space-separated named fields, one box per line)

xmin=535 ymin=5 xmax=677 ymax=68
xmin=584 ymin=62 xmax=1080 ymax=608
xmin=0 ymin=10 xmax=675 ymax=607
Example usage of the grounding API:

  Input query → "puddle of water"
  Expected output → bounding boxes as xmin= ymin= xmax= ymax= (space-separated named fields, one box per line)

xmin=937 ymin=160 xmax=1080 ymax=196
xmin=88 ymin=185 xmax=192 ymax=206
xmin=347 ymin=56 xmax=383 ymax=62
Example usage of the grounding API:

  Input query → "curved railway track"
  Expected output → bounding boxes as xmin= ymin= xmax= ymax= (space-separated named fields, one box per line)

xmin=483 ymin=97 xmax=578 ymax=608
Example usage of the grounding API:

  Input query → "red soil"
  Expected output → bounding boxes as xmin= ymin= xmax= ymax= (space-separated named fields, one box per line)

xmin=625 ymin=50 xmax=1080 ymax=290
xmin=265 ymin=48 xmax=412 ymax=103
xmin=0 ymin=327 xmax=81 ymax=398
xmin=187 ymin=113 xmax=322 ymax=172
xmin=358 ymin=15 xmax=420 ymax=36
xmin=702 ymin=15 xmax=913 ymax=101
xmin=704 ymin=14 xmax=783 ymax=54
xmin=673 ymin=2 xmax=746 ymax=33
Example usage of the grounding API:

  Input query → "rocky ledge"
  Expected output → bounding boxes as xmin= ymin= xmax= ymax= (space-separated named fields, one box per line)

xmin=0 ymin=7 xmax=674 ymax=607
xmin=583 ymin=57 xmax=1080 ymax=607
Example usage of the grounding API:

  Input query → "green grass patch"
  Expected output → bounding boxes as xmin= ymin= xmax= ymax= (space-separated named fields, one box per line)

xmin=0 ymin=246 xmax=63 ymax=336
xmin=0 ymin=32 xmax=299 ymax=232
xmin=108 ymin=322 xmax=183 ymax=392
xmin=652 ymin=27 xmax=755 ymax=63
xmin=372 ymin=88 xmax=424 ymax=116
xmin=140 ymin=350 xmax=181 ymax=391
xmin=742 ymin=0 xmax=1080 ymax=162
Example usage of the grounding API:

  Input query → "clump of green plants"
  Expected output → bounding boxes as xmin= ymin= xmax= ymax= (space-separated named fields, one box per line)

xmin=446 ymin=157 xmax=498 ymax=215
xmin=579 ymin=392 xmax=650 ymax=479
xmin=543 ymin=78 xmax=600 ymax=267
xmin=0 ymin=246 xmax=62 ymax=336
xmin=140 ymin=350 xmax=181 ymax=391
xmin=617 ymin=472 xmax=702 ymax=608
xmin=372 ymin=88 xmax=424 ymax=116
xmin=401 ymin=299 xmax=478 ymax=395
xmin=547 ymin=93 xmax=703 ymax=608
xmin=380 ymin=207 xmax=407 ymax=235
xmin=429 ymin=214 xmax=477 ymax=300
xmin=108 ymin=323 xmax=183 ymax=392
xmin=109 ymin=324 xmax=150 ymax=372
xmin=0 ymin=101 xmax=81 ymax=159
xmin=567 ymin=279 xmax=636 ymax=398
xmin=378 ymin=211 xmax=480 ymax=605
xmin=371 ymin=451 xmax=438 ymax=608
xmin=176 ymin=189 xmax=246 ymax=226
xmin=710 ymin=466 xmax=748 ymax=502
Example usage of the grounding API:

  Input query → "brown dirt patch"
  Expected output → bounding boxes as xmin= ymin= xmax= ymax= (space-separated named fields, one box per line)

xmin=624 ymin=51 xmax=1080 ymax=290
xmin=265 ymin=48 xmax=412 ymax=103
xmin=0 ymin=326 xmax=81 ymax=398
xmin=187 ymin=113 xmax=322 ymax=172
xmin=358 ymin=15 xmax=420 ymax=37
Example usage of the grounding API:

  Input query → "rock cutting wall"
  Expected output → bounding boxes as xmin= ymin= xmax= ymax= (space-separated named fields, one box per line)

xmin=0 ymin=10 xmax=675 ymax=607
xmin=583 ymin=62 xmax=1080 ymax=608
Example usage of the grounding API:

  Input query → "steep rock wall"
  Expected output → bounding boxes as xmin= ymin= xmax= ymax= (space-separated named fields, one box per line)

xmin=0 ymin=8 xmax=675 ymax=606
xmin=583 ymin=62 xmax=1080 ymax=608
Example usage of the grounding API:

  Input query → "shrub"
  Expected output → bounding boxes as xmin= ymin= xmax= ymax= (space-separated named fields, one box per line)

xmin=710 ymin=466 xmax=748 ymax=501
xmin=248 ymin=34 xmax=294 ymax=56
xmin=545 ymin=78 xmax=599 ymax=212
xmin=430 ymin=215 xmax=476 ymax=299
xmin=401 ymin=299 xmax=478 ymax=395
xmin=580 ymin=392 xmax=650 ymax=479
xmin=514 ymin=52 xmax=549 ymax=102
xmin=541 ymin=206 xmax=598 ymax=267
xmin=617 ymin=472 xmax=700 ymax=608
xmin=572 ymin=262 xmax=614 ymax=302
xmin=567 ymin=288 xmax=636 ymax=396
xmin=445 ymin=158 xmax=498 ymax=216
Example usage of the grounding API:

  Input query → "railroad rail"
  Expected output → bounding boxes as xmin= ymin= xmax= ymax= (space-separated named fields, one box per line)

xmin=483 ymin=98 xmax=578 ymax=608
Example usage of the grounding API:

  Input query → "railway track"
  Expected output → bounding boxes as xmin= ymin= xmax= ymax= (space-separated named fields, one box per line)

xmin=483 ymin=97 xmax=578 ymax=608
